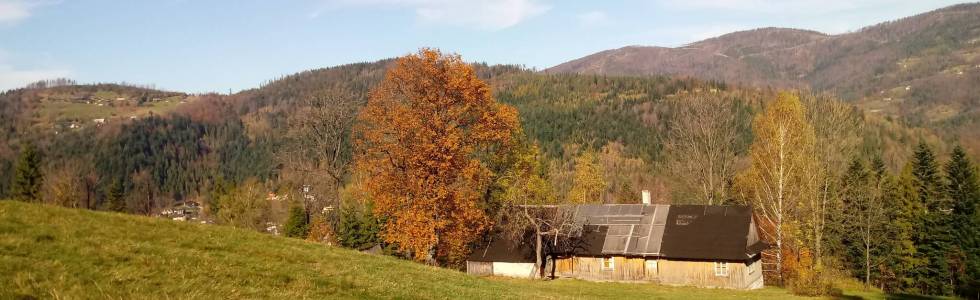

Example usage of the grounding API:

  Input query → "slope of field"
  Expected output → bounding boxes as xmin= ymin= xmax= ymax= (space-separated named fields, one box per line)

xmin=0 ymin=201 xmax=917 ymax=299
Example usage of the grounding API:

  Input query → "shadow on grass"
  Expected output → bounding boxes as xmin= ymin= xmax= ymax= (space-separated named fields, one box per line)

xmin=830 ymin=293 xmax=948 ymax=300
xmin=882 ymin=294 xmax=947 ymax=300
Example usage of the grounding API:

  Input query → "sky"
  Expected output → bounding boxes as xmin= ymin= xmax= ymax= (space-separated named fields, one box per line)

xmin=0 ymin=0 xmax=969 ymax=93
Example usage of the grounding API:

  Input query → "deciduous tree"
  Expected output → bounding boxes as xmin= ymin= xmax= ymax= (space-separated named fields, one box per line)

xmin=738 ymin=92 xmax=816 ymax=284
xmin=353 ymin=49 xmax=519 ymax=264
xmin=496 ymin=138 xmax=583 ymax=278
xmin=801 ymin=93 xmax=862 ymax=268
xmin=42 ymin=161 xmax=84 ymax=208
xmin=568 ymin=150 xmax=606 ymax=203
xmin=663 ymin=95 xmax=739 ymax=205
xmin=278 ymin=93 xmax=359 ymax=212
xmin=217 ymin=178 xmax=271 ymax=232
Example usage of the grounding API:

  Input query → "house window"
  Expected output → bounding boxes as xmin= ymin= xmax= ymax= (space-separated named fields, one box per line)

xmin=602 ymin=257 xmax=615 ymax=270
xmin=714 ymin=262 xmax=728 ymax=276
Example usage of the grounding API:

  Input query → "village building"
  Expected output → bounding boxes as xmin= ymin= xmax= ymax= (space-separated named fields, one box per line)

xmin=160 ymin=201 xmax=202 ymax=222
xmin=467 ymin=203 xmax=767 ymax=290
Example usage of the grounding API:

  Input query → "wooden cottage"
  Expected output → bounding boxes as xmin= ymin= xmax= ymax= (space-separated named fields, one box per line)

xmin=467 ymin=204 xmax=767 ymax=290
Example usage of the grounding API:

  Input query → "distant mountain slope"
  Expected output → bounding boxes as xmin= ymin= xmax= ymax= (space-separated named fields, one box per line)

xmin=547 ymin=28 xmax=828 ymax=88
xmin=0 ymin=201 xmax=822 ymax=299
xmin=547 ymin=3 xmax=980 ymax=152
xmin=548 ymin=4 xmax=979 ymax=95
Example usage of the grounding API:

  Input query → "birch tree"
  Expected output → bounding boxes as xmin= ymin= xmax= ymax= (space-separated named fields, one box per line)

xmin=801 ymin=93 xmax=862 ymax=268
xmin=739 ymin=92 xmax=816 ymax=284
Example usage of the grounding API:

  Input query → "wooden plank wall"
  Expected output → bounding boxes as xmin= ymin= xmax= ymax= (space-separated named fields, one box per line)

xmin=552 ymin=256 xmax=761 ymax=289
xmin=554 ymin=257 xmax=646 ymax=281
xmin=657 ymin=259 xmax=748 ymax=289
xmin=744 ymin=257 xmax=764 ymax=289
xmin=466 ymin=261 xmax=493 ymax=276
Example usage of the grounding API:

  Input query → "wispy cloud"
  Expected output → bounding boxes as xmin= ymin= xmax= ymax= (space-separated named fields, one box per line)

xmin=0 ymin=0 xmax=59 ymax=25
xmin=0 ymin=50 xmax=71 ymax=92
xmin=312 ymin=0 xmax=551 ymax=30
xmin=577 ymin=10 xmax=608 ymax=27
xmin=0 ymin=0 xmax=32 ymax=24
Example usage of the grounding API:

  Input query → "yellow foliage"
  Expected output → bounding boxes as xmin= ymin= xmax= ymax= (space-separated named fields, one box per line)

xmin=568 ymin=150 xmax=606 ymax=203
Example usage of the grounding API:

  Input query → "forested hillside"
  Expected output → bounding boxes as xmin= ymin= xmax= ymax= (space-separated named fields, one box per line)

xmin=0 ymin=58 xmax=947 ymax=210
xmin=548 ymin=3 xmax=980 ymax=156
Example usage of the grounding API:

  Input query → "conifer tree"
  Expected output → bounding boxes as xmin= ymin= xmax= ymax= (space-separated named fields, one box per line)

xmin=337 ymin=204 xmax=381 ymax=250
xmin=888 ymin=164 xmax=926 ymax=293
xmin=911 ymin=143 xmax=952 ymax=295
xmin=104 ymin=178 xmax=126 ymax=212
xmin=284 ymin=202 xmax=310 ymax=238
xmin=11 ymin=143 xmax=43 ymax=202
xmin=945 ymin=146 xmax=980 ymax=296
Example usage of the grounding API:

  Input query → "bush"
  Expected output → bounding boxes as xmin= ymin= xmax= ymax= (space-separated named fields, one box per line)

xmin=785 ymin=248 xmax=843 ymax=296
xmin=788 ymin=269 xmax=842 ymax=296
xmin=306 ymin=214 xmax=336 ymax=245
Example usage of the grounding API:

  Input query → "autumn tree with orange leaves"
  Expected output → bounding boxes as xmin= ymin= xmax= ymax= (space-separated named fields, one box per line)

xmin=353 ymin=49 xmax=519 ymax=265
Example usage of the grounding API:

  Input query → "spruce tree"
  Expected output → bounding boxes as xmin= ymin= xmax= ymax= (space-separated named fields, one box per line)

xmin=10 ymin=143 xmax=43 ymax=202
xmin=284 ymin=203 xmax=310 ymax=238
xmin=338 ymin=204 xmax=381 ymax=250
xmin=890 ymin=165 xmax=925 ymax=293
xmin=945 ymin=146 xmax=980 ymax=297
xmin=838 ymin=158 xmax=869 ymax=276
xmin=104 ymin=179 xmax=126 ymax=212
xmin=911 ymin=143 xmax=952 ymax=295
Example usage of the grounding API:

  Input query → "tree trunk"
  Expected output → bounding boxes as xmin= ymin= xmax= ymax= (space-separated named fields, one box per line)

xmin=535 ymin=228 xmax=544 ymax=279
xmin=549 ymin=254 xmax=557 ymax=279
xmin=865 ymin=243 xmax=871 ymax=289
xmin=776 ymin=127 xmax=785 ymax=285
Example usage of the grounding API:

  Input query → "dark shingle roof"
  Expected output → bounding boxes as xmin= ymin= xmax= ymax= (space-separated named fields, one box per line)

xmin=659 ymin=205 xmax=760 ymax=261
xmin=468 ymin=233 xmax=537 ymax=263
xmin=470 ymin=204 xmax=766 ymax=262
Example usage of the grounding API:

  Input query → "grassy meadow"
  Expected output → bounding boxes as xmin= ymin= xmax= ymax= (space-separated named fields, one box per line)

xmin=0 ymin=201 xmax=944 ymax=299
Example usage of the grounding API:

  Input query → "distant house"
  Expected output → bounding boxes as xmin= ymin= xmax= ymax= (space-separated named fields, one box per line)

xmin=161 ymin=201 xmax=202 ymax=221
xmin=467 ymin=203 xmax=767 ymax=290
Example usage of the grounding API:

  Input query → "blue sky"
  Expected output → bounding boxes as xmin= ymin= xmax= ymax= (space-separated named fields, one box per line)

xmin=0 ymin=0 xmax=968 ymax=93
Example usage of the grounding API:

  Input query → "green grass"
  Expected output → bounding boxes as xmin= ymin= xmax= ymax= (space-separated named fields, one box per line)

xmin=0 ymin=201 xmax=938 ymax=299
